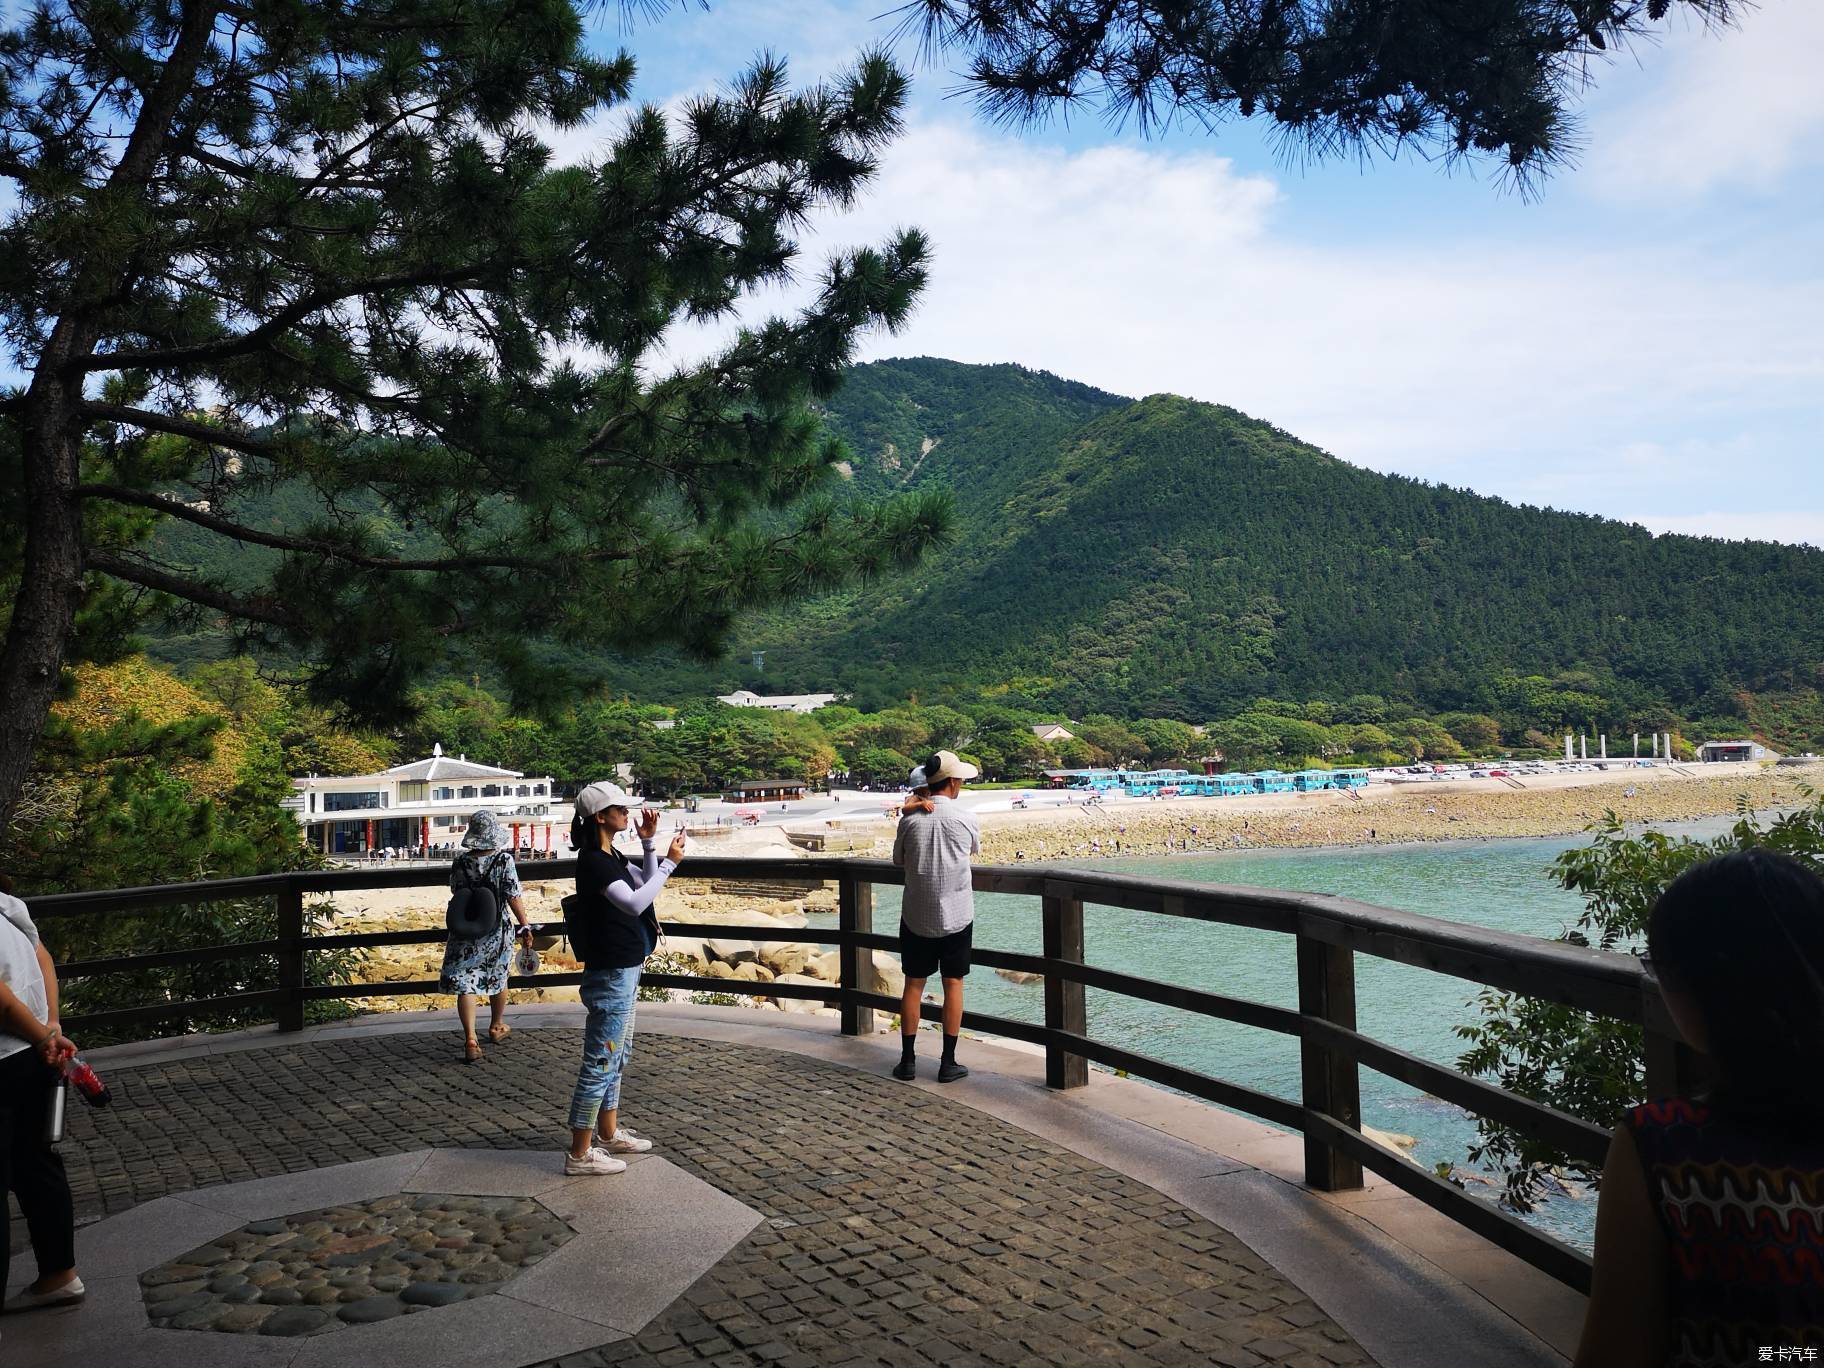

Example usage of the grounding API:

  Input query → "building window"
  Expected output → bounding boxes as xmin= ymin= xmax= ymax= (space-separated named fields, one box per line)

xmin=323 ymin=791 xmax=382 ymax=812
xmin=533 ymin=784 xmax=546 ymax=796
xmin=433 ymin=787 xmax=453 ymax=801
xmin=481 ymin=783 xmax=501 ymax=798
xmin=459 ymin=786 xmax=477 ymax=799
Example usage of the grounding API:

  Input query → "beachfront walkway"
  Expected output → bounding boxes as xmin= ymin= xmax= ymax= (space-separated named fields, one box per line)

xmin=7 ymin=1007 xmax=1578 ymax=1368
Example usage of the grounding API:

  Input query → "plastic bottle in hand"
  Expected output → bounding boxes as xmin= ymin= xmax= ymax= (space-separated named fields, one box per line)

xmin=66 ymin=1056 xmax=112 ymax=1108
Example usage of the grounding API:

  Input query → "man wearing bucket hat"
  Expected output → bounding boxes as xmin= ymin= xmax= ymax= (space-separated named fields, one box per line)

xmin=891 ymin=750 xmax=981 ymax=1082
xmin=562 ymin=781 xmax=684 ymax=1176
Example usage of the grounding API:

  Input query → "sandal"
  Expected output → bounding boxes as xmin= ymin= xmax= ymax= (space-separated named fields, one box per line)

xmin=488 ymin=1023 xmax=512 ymax=1042
xmin=463 ymin=1038 xmax=482 ymax=1064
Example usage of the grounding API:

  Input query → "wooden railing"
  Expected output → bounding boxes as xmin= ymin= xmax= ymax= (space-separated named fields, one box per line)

xmin=30 ymin=856 xmax=1703 ymax=1295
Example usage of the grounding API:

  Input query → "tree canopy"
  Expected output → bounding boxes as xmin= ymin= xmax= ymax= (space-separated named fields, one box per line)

xmin=0 ymin=0 xmax=947 ymax=831
xmin=900 ymin=0 xmax=1737 ymax=188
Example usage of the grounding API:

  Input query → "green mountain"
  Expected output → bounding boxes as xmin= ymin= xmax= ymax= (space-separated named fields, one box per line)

xmin=142 ymin=355 xmax=1823 ymax=732
xmin=731 ymin=357 xmax=1824 ymax=721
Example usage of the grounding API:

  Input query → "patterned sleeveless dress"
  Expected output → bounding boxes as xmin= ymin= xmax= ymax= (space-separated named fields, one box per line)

xmin=437 ymin=850 xmax=522 ymax=995
xmin=1625 ymin=1097 xmax=1824 ymax=1367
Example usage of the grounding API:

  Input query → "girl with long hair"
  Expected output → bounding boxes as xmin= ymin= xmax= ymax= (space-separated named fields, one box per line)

xmin=1575 ymin=849 xmax=1824 ymax=1366
xmin=561 ymin=781 xmax=685 ymax=1176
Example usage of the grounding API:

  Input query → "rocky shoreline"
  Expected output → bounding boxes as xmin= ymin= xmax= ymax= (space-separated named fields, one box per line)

xmin=326 ymin=880 xmax=905 ymax=1024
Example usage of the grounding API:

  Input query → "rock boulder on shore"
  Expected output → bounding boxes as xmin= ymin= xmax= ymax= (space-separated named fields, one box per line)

xmin=761 ymin=943 xmax=815 ymax=978
xmin=768 ymin=973 xmax=838 ymax=1013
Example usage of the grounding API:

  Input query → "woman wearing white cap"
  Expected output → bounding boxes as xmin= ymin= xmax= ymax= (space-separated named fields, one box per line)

xmin=563 ymin=781 xmax=685 ymax=1176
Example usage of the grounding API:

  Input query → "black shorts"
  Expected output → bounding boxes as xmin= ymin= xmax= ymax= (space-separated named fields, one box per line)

xmin=899 ymin=920 xmax=972 ymax=980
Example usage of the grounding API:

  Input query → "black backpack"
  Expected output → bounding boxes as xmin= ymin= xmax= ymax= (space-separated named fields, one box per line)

xmin=560 ymin=890 xmax=603 ymax=963
xmin=446 ymin=856 xmax=503 ymax=940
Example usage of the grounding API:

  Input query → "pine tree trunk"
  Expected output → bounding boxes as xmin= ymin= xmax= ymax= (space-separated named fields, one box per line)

xmin=0 ymin=386 xmax=86 ymax=836
xmin=0 ymin=4 xmax=221 ymax=838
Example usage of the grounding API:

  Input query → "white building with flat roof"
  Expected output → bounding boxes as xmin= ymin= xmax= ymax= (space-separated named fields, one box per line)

xmin=716 ymin=689 xmax=839 ymax=713
xmin=288 ymin=743 xmax=564 ymax=858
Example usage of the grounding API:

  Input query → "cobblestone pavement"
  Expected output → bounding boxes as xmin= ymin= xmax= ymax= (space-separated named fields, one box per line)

xmin=20 ymin=1028 xmax=1373 ymax=1368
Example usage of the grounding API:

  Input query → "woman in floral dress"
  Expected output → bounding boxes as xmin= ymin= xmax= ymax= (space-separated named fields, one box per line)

xmin=441 ymin=811 xmax=532 ymax=1063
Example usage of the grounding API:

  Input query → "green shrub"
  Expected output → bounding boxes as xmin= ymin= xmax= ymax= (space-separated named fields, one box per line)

xmin=47 ymin=894 xmax=365 ymax=1046
xmin=1456 ymin=786 xmax=1824 ymax=1210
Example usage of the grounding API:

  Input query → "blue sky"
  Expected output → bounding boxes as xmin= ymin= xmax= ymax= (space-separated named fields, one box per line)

xmin=582 ymin=1 xmax=1823 ymax=546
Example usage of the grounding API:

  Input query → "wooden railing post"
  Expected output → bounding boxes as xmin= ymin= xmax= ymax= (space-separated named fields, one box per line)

xmin=1297 ymin=932 xmax=1363 ymax=1190
xmin=1042 ymin=891 xmax=1087 ymax=1089
xmin=276 ymin=878 xmax=306 ymax=1033
xmin=838 ymin=876 xmax=875 ymax=1037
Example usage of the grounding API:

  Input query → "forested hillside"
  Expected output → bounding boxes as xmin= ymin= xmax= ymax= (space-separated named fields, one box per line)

xmin=733 ymin=359 xmax=1823 ymax=726
xmin=144 ymin=357 xmax=1823 ymax=739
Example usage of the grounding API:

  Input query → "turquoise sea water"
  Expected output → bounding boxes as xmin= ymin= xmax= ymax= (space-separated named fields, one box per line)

xmin=810 ymin=821 xmax=1741 ymax=1251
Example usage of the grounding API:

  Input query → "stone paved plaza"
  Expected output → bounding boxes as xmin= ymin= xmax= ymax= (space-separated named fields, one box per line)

xmin=10 ymin=1022 xmax=1373 ymax=1368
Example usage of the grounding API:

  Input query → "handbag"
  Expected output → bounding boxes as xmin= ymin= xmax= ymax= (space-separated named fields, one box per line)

xmin=446 ymin=856 xmax=503 ymax=940
xmin=561 ymin=891 xmax=601 ymax=962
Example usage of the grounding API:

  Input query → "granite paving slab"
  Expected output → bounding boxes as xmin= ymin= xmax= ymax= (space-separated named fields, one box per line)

xmin=404 ymin=1147 xmax=596 ymax=1199
xmin=13 ymin=1028 xmax=1378 ymax=1368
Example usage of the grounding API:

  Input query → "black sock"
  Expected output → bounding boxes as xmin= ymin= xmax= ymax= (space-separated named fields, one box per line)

xmin=942 ymin=1034 xmax=958 ymax=1063
xmin=901 ymin=1036 xmax=916 ymax=1062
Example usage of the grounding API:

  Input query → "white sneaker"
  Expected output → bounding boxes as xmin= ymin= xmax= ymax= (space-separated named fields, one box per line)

xmin=562 ymin=1147 xmax=627 ymax=1176
xmin=4 ymin=1276 xmax=85 ymax=1312
xmin=603 ymin=1127 xmax=653 ymax=1154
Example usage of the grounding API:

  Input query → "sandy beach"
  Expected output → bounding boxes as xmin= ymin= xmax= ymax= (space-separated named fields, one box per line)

xmin=967 ymin=761 xmax=1822 ymax=862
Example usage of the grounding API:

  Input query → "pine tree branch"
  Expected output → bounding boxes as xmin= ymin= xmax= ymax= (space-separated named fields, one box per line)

xmin=80 ymin=401 xmax=280 ymax=458
xmin=182 ymin=145 xmax=389 ymax=191
xmin=84 ymin=549 xmax=304 ymax=629
xmin=76 ymin=483 xmax=632 ymax=573
xmin=80 ymin=264 xmax=488 ymax=373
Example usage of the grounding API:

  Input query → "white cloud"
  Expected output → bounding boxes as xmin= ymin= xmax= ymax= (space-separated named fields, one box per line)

xmin=668 ymin=118 xmax=1821 ymax=542
xmin=1577 ymin=3 xmax=1824 ymax=198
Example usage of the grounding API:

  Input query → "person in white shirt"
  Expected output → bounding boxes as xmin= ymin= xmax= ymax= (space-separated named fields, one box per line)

xmin=0 ymin=880 xmax=84 ymax=1317
xmin=891 ymin=751 xmax=981 ymax=1082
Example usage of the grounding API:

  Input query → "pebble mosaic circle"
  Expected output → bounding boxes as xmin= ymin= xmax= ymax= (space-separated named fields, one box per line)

xmin=137 ymin=1192 xmax=575 ymax=1337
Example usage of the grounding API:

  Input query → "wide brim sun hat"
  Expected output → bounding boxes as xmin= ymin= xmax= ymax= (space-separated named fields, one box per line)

xmin=923 ymin=750 xmax=979 ymax=784
xmin=461 ymin=810 xmax=509 ymax=851
xmin=574 ymin=780 xmax=644 ymax=816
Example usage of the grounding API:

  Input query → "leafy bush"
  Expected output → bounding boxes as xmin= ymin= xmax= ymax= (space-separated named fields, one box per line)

xmin=48 ymin=895 xmax=366 ymax=1046
xmin=1456 ymin=786 xmax=1824 ymax=1210
xmin=638 ymin=949 xmax=749 ymax=1007
xmin=638 ymin=950 xmax=701 ymax=1003
xmin=12 ymin=655 xmax=368 ymax=1043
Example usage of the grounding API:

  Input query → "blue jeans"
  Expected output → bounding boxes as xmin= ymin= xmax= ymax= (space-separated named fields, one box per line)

xmin=568 ymin=966 xmax=640 ymax=1132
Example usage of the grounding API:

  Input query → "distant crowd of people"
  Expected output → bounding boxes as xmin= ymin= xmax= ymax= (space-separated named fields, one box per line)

xmin=2 ymin=765 xmax=1820 ymax=1363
